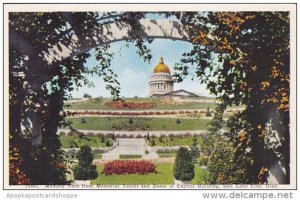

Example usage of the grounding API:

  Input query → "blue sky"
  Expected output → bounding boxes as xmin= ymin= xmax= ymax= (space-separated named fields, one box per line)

xmin=71 ymin=39 xmax=211 ymax=98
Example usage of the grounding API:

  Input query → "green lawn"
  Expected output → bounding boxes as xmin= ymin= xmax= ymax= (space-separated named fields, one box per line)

xmin=66 ymin=117 xmax=210 ymax=131
xmin=64 ymin=153 xmax=102 ymax=161
xmin=93 ymin=154 xmax=103 ymax=159
xmin=192 ymin=166 xmax=210 ymax=184
xmin=66 ymin=98 xmax=218 ymax=110
xmin=149 ymin=135 xmax=204 ymax=147
xmin=59 ymin=135 xmax=113 ymax=148
xmin=119 ymin=154 xmax=142 ymax=159
xmin=91 ymin=163 xmax=209 ymax=185
xmin=158 ymin=153 xmax=177 ymax=158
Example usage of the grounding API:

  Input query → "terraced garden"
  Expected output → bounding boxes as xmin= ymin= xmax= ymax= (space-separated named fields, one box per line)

xmin=63 ymin=97 xmax=217 ymax=185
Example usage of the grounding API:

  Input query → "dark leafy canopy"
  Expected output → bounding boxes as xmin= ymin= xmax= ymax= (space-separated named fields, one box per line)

xmin=173 ymin=147 xmax=195 ymax=181
xmin=174 ymin=12 xmax=290 ymax=183
xmin=92 ymin=45 xmax=122 ymax=101
xmin=8 ymin=12 xmax=155 ymax=185
xmin=74 ymin=145 xmax=98 ymax=180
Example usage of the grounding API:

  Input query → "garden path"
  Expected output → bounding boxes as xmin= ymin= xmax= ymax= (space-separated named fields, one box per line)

xmin=101 ymin=138 xmax=158 ymax=160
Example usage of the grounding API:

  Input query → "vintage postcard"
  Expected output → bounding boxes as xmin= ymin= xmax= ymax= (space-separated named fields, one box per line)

xmin=3 ymin=3 xmax=297 ymax=190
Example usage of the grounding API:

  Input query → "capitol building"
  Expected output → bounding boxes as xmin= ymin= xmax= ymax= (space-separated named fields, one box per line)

xmin=148 ymin=57 xmax=200 ymax=98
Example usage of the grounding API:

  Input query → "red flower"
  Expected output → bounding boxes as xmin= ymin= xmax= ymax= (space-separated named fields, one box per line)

xmin=103 ymin=160 xmax=156 ymax=175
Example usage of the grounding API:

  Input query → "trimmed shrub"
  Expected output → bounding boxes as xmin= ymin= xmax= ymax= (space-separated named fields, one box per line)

xmin=74 ymin=145 xmax=98 ymax=180
xmin=146 ymin=132 xmax=150 ymax=140
xmin=136 ymin=134 xmax=143 ymax=138
xmin=150 ymin=139 xmax=156 ymax=147
xmin=105 ymin=140 xmax=112 ymax=147
xmin=151 ymin=134 xmax=156 ymax=139
xmin=100 ymin=135 xmax=106 ymax=143
xmin=128 ymin=118 xmax=134 ymax=124
xmin=205 ymin=107 xmax=212 ymax=117
xmin=173 ymin=147 xmax=195 ymax=181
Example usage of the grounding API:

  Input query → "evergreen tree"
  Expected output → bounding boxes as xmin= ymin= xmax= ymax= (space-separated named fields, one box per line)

xmin=205 ymin=107 xmax=212 ymax=117
xmin=190 ymin=136 xmax=200 ymax=164
xmin=147 ymin=132 xmax=150 ymax=141
xmin=173 ymin=147 xmax=195 ymax=181
xmin=129 ymin=118 xmax=134 ymax=124
xmin=74 ymin=145 xmax=98 ymax=180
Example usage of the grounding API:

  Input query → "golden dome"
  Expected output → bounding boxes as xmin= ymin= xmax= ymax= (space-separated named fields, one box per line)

xmin=153 ymin=57 xmax=171 ymax=74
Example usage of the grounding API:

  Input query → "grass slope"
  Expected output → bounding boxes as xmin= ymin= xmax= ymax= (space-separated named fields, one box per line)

xmin=59 ymin=135 xmax=113 ymax=148
xmin=67 ymin=117 xmax=210 ymax=131
xmin=119 ymin=155 xmax=143 ymax=159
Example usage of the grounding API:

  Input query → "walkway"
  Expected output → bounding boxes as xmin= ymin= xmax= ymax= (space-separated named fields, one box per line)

xmin=101 ymin=138 xmax=158 ymax=161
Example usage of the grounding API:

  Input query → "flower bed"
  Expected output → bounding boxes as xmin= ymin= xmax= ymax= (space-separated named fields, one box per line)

xmin=103 ymin=160 xmax=156 ymax=175
xmin=105 ymin=101 xmax=156 ymax=109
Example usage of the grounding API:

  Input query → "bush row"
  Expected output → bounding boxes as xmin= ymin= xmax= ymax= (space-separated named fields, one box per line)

xmin=67 ymin=110 xmax=206 ymax=116
xmin=64 ymin=148 xmax=107 ymax=155
xmin=58 ymin=131 xmax=201 ymax=139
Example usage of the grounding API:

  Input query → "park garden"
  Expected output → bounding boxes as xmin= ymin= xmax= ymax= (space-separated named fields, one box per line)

xmin=60 ymin=97 xmax=215 ymax=185
xmin=8 ymin=11 xmax=291 ymax=187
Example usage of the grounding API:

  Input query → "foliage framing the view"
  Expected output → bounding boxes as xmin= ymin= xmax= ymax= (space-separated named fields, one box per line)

xmin=174 ymin=12 xmax=290 ymax=184
xmin=9 ymin=12 xmax=153 ymax=184
xmin=9 ymin=11 xmax=290 ymax=185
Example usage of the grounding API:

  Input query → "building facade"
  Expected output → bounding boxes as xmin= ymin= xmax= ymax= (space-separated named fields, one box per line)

xmin=148 ymin=57 xmax=200 ymax=98
xmin=148 ymin=57 xmax=174 ymax=97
